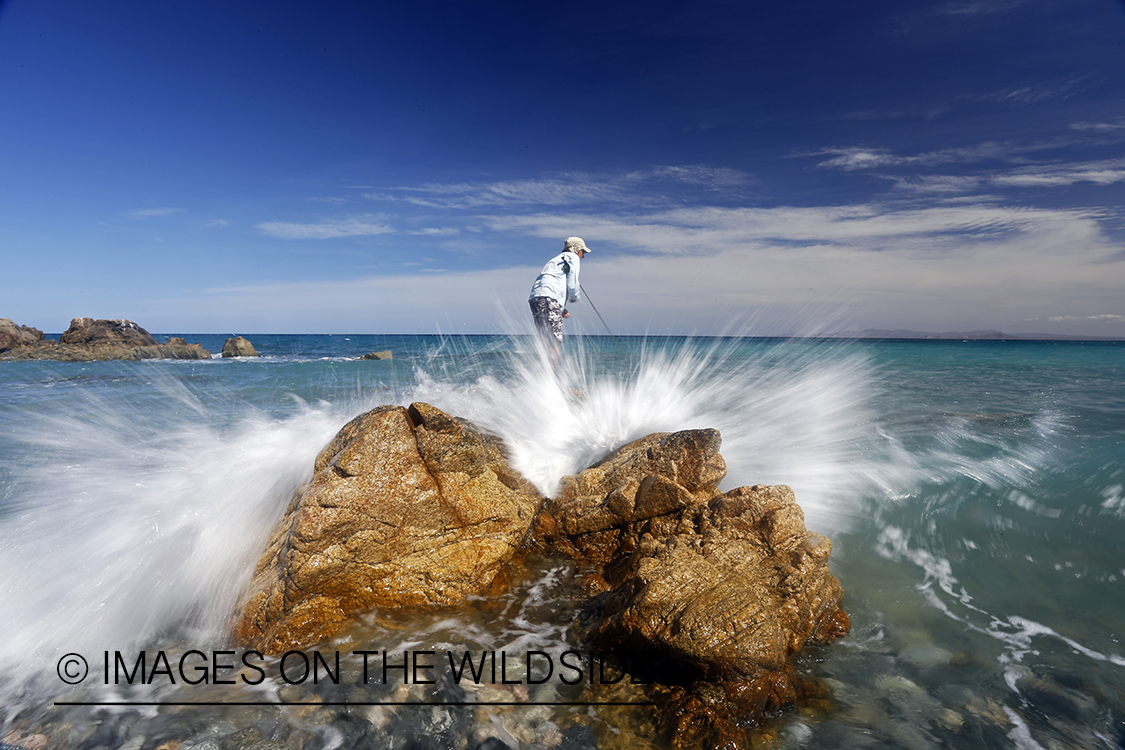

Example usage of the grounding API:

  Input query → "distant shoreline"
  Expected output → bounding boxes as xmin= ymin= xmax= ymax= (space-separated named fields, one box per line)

xmin=32 ymin=330 xmax=1124 ymax=342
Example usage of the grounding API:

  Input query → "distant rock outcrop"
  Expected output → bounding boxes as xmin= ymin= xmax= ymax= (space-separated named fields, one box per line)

xmin=360 ymin=350 xmax=393 ymax=360
xmin=0 ymin=318 xmax=210 ymax=361
xmin=235 ymin=402 xmax=544 ymax=654
xmin=60 ymin=317 xmax=159 ymax=347
xmin=0 ymin=318 xmax=44 ymax=352
xmin=222 ymin=336 xmax=259 ymax=358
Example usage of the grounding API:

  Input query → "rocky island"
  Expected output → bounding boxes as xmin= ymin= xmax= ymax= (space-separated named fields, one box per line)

xmin=0 ymin=317 xmax=211 ymax=361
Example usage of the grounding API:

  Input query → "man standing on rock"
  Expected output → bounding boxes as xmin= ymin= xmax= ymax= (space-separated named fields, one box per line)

xmin=529 ymin=236 xmax=591 ymax=370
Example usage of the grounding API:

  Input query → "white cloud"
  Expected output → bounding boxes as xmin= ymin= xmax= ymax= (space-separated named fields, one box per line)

xmin=1070 ymin=118 xmax=1125 ymax=134
xmin=936 ymin=0 xmax=1034 ymax=17
xmin=483 ymin=201 xmax=1104 ymax=256
xmin=175 ymin=163 xmax=1122 ymax=337
xmin=256 ymin=215 xmax=395 ymax=239
xmin=126 ymin=207 xmax=185 ymax=219
xmin=816 ymin=144 xmax=1125 ymax=194
xmin=1048 ymin=314 xmax=1125 ymax=323
xmin=408 ymin=228 xmax=460 ymax=236
xmin=992 ymin=160 xmax=1125 ymax=187
xmin=153 ymin=210 xmax=1125 ymax=337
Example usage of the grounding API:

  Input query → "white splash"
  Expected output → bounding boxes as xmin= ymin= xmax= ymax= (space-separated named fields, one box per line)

xmin=409 ymin=335 xmax=886 ymax=533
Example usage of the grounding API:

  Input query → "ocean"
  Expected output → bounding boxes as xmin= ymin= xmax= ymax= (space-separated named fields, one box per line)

xmin=0 ymin=334 xmax=1122 ymax=749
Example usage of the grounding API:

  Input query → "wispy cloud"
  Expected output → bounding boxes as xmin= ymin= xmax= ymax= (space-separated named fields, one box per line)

xmin=812 ymin=141 xmax=1036 ymax=171
xmin=256 ymin=215 xmax=395 ymax=239
xmin=408 ymin=227 xmax=460 ymax=236
xmin=482 ymin=201 xmax=1108 ymax=257
xmin=126 ymin=207 xmax=185 ymax=220
xmin=979 ymin=77 xmax=1088 ymax=106
xmin=362 ymin=166 xmax=754 ymax=211
xmin=1048 ymin=314 xmax=1125 ymax=323
xmin=991 ymin=159 xmax=1125 ymax=187
xmin=1071 ymin=118 xmax=1125 ymax=134
xmin=887 ymin=158 xmax=1125 ymax=192
xmin=936 ymin=0 xmax=1035 ymax=17
xmin=813 ymin=139 xmax=1125 ymax=194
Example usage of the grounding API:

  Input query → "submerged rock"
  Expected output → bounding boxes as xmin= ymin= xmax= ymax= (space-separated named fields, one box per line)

xmin=222 ymin=336 xmax=259 ymax=357
xmin=235 ymin=402 xmax=543 ymax=653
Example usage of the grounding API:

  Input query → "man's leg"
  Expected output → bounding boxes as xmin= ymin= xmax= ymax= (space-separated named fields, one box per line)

xmin=530 ymin=297 xmax=564 ymax=370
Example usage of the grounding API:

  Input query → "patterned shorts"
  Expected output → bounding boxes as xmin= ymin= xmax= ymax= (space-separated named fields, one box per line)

xmin=529 ymin=297 xmax=564 ymax=344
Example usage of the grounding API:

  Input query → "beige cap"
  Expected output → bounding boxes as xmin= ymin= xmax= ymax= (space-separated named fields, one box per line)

xmin=564 ymin=236 xmax=591 ymax=253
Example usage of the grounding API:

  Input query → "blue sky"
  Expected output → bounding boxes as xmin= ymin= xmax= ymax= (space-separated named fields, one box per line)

xmin=2 ymin=0 xmax=1124 ymax=336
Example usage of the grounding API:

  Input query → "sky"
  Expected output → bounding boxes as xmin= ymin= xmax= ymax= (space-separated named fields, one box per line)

xmin=2 ymin=0 xmax=1124 ymax=337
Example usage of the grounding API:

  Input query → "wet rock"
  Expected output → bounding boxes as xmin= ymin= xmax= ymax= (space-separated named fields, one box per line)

xmin=0 ymin=318 xmax=43 ymax=351
xmin=232 ymin=409 xmax=849 ymax=745
xmin=235 ymin=402 xmax=544 ymax=653
xmin=222 ymin=336 xmax=259 ymax=358
xmin=361 ymin=350 xmax=393 ymax=360
xmin=534 ymin=432 xmax=848 ymax=744
xmin=934 ymin=708 xmax=964 ymax=731
xmin=533 ymin=429 xmax=727 ymax=564
xmin=589 ymin=485 xmax=849 ymax=682
xmin=899 ymin=644 xmax=953 ymax=669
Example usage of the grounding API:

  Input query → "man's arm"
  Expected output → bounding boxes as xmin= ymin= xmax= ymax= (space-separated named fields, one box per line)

xmin=565 ymin=252 xmax=582 ymax=303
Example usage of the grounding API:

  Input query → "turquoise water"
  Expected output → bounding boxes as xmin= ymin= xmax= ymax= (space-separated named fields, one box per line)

xmin=0 ymin=335 xmax=1122 ymax=748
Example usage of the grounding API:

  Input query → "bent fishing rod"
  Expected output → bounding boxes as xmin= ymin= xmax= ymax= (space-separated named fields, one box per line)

xmin=580 ymin=283 xmax=627 ymax=355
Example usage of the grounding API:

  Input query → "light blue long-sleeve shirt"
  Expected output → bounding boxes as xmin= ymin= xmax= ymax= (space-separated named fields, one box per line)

xmin=528 ymin=251 xmax=582 ymax=308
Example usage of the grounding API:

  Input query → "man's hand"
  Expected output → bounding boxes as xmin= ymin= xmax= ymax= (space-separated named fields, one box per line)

xmin=562 ymin=309 xmax=571 ymax=318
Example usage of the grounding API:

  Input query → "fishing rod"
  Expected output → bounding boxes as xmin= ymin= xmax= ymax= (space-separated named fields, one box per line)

xmin=580 ymin=283 xmax=627 ymax=356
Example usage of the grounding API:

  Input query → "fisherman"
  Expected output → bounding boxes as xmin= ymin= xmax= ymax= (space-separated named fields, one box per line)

xmin=528 ymin=236 xmax=591 ymax=370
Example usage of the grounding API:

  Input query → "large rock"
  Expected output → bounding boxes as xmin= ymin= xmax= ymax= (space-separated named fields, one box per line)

xmin=535 ymin=430 xmax=849 ymax=745
xmin=222 ymin=336 xmax=259 ymax=357
xmin=532 ymin=429 xmax=727 ymax=566
xmin=235 ymin=402 xmax=544 ymax=654
xmin=232 ymin=409 xmax=849 ymax=744
xmin=60 ymin=317 xmax=159 ymax=346
xmin=589 ymin=483 xmax=849 ymax=680
xmin=0 ymin=318 xmax=43 ymax=351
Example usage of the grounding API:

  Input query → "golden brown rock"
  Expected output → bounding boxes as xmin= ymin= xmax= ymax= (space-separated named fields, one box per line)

xmin=534 ymin=429 xmax=727 ymax=564
xmin=234 ymin=402 xmax=543 ymax=653
xmin=589 ymin=484 xmax=848 ymax=683
xmin=534 ymin=431 xmax=848 ymax=746
xmin=221 ymin=336 xmax=259 ymax=357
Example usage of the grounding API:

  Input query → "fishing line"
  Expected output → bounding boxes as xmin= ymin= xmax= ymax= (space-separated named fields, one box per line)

xmin=580 ymin=283 xmax=627 ymax=355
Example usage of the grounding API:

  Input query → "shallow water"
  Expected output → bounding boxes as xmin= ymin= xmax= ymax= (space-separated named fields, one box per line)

xmin=0 ymin=335 xmax=1122 ymax=748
